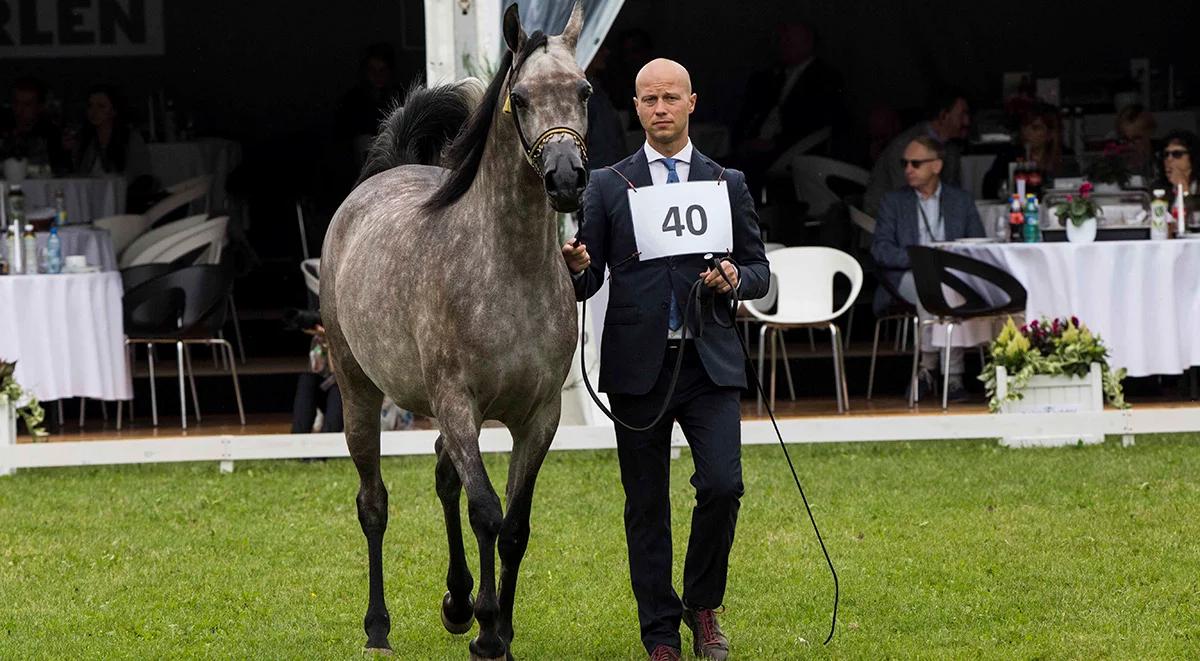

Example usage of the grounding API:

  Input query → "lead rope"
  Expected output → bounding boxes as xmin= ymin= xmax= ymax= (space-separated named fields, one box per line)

xmin=574 ymin=254 xmax=839 ymax=644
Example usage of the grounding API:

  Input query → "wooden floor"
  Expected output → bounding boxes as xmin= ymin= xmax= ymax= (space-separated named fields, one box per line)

xmin=18 ymin=393 xmax=1200 ymax=444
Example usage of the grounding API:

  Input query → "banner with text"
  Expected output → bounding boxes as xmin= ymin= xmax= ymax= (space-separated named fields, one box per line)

xmin=0 ymin=0 xmax=164 ymax=58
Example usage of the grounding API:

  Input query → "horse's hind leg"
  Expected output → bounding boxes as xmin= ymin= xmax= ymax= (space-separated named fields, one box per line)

xmin=437 ymin=401 xmax=506 ymax=661
xmin=435 ymin=434 xmax=476 ymax=634
xmin=496 ymin=410 xmax=558 ymax=658
xmin=336 ymin=357 xmax=389 ymax=651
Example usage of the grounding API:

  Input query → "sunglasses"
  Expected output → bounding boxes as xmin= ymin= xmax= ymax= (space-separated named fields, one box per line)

xmin=1165 ymin=149 xmax=1190 ymax=160
xmin=900 ymin=157 xmax=939 ymax=169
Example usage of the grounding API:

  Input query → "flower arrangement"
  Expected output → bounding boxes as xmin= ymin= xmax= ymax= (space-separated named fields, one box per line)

xmin=1053 ymin=182 xmax=1105 ymax=228
xmin=981 ymin=317 xmax=1127 ymax=413
xmin=0 ymin=359 xmax=47 ymax=439
xmin=1086 ymin=141 xmax=1131 ymax=186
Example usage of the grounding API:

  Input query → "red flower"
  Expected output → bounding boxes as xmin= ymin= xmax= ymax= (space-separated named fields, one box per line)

xmin=1079 ymin=182 xmax=1094 ymax=199
xmin=1066 ymin=194 xmax=1074 ymax=202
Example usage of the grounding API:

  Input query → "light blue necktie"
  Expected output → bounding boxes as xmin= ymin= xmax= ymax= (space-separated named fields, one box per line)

xmin=662 ymin=157 xmax=682 ymax=331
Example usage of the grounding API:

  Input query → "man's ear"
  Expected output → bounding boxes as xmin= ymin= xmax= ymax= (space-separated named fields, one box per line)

xmin=503 ymin=3 xmax=526 ymax=54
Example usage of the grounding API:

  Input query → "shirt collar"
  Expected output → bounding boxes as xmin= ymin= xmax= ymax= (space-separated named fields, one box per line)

xmin=916 ymin=182 xmax=942 ymax=201
xmin=644 ymin=139 xmax=693 ymax=165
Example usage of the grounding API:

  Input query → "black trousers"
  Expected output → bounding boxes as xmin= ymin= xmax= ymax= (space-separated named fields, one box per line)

xmin=609 ymin=341 xmax=744 ymax=654
xmin=291 ymin=373 xmax=344 ymax=433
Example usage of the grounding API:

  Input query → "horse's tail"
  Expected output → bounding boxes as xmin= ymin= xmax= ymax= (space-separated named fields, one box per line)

xmin=356 ymin=78 xmax=487 ymax=187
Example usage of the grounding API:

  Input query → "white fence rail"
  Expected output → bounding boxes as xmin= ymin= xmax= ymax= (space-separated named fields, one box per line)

xmin=4 ymin=407 xmax=1199 ymax=476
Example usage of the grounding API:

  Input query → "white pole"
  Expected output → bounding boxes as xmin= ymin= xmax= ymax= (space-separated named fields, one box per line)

xmin=424 ymin=0 xmax=458 ymax=85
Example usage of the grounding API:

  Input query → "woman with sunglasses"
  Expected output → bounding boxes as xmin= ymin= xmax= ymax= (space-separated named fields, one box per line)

xmin=1159 ymin=130 xmax=1199 ymax=196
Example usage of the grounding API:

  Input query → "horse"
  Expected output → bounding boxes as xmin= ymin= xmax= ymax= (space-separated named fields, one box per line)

xmin=320 ymin=3 xmax=589 ymax=659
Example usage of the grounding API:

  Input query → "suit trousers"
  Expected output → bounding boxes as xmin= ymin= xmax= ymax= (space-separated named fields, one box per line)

xmin=608 ymin=341 xmax=744 ymax=654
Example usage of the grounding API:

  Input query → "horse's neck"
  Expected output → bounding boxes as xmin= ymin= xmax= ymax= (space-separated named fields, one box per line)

xmin=465 ymin=111 xmax=557 ymax=265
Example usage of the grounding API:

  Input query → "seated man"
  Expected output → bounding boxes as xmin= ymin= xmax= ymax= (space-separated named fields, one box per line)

xmin=871 ymin=136 xmax=984 ymax=401
xmin=864 ymin=86 xmax=970 ymax=216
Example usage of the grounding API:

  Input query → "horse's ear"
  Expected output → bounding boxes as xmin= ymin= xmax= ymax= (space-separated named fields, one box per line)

xmin=503 ymin=3 xmax=526 ymax=54
xmin=561 ymin=0 xmax=584 ymax=50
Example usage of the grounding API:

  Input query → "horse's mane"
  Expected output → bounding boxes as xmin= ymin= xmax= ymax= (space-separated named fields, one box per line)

xmin=424 ymin=30 xmax=549 ymax=211
xmin=355 ymin=80 xmax=485 ymax=187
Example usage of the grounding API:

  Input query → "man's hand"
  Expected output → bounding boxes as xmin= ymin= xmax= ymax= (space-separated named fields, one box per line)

xmin=701 ymin=260 xmax=738 ymax=294
xmin=561 ymin=240 xmax=591 ymax=274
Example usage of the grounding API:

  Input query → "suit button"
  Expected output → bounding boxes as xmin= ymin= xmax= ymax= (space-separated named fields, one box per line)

xmin=660 ymin=302 xmax=668 ymax=310
xmin=670 ymin=263 xmax=676 ymax=271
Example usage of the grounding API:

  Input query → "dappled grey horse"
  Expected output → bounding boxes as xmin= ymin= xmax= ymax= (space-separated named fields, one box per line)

xmin=320 ymin=4 xmax=589 ymax=659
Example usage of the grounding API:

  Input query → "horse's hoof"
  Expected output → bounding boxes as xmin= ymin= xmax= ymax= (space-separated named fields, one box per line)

xmin=441 ymin=590 xmax=475 ymax=635
xmin=362 ymin=646 xmax=393 ymax=656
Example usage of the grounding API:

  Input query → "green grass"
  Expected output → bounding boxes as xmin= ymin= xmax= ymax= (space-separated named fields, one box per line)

xmin=2 ymin=435 xmax=1199 ymax=659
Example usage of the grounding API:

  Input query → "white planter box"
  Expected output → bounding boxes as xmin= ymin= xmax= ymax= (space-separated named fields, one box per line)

xmin=1 ymin=395 xmax=15 ymax=476
xmin=995 ymin=363 xmax=1104 ymax=447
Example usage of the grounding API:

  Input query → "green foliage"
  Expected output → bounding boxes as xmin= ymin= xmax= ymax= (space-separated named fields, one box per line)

xmin=0 ymin=359 xmax=46 ymax=439
xmin=1052 ymin=196 xmax=1103 ymax=228
xmin=981 ymin=317 xmax=1127 ymax=412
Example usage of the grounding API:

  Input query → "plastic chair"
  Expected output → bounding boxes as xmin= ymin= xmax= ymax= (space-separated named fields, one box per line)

xmin=790 ymin=156 xmax=870 ymax=218
xmin=744 ymin=247 xmax=863 ymax=413
xmin=144 ymin=180 xmax=212 ymax=227
xmin=125 ymin=217 xmax=228 ymax=267
xmin=119 ymin=213 xmax=208 ymax=268
xmin=301 ymin=258 xmax=321 ymax=298
xmin=92 ymin=214 xmax=148 ymax=256
xmin=120 ymin=264 xmax=245 ymax=430
xmin=906 ymin=246 xmax=1027 ymax=410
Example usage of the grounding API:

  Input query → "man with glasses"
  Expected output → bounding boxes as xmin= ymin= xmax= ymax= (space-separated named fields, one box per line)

xmin=871 ymin=136 xmax=985 ymax=401
xmin=865 ymin=86 xmax=971 ymax=215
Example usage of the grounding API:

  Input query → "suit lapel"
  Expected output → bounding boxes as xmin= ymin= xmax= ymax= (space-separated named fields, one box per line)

xmin=623 ymin=149 xmax=652 ymax=189
xmin=904 ymin=188 xmax=921 ymax=246
xmin=689 ymin=149 xmax=716 ymax=182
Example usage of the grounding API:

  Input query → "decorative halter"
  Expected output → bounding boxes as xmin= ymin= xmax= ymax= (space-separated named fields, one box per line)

xmin=502 ymin=53 xmax=588 ymax=178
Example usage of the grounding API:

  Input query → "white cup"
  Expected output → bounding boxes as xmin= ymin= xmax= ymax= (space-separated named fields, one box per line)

xmin=64 ymin=255 xmax=87 ymax=272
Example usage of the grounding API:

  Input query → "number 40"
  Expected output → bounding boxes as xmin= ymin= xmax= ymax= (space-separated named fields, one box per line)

xmin=662 ymin=205 xmax=708 ymax=237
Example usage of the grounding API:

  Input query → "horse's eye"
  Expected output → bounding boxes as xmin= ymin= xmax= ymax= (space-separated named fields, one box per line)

xmin=510 ymin=91 xmax=529 ymax=110
xmin=579 ymin=82 xmax=593 ymax=104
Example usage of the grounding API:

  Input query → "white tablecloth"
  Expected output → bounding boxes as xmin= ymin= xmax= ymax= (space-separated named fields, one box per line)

xmin=147 ymin=139 xmax=241 ymax=213
xmin=19 ymin=176 xmax=126 ymax=224
xmin=38 ymin=226 xmax=118 ymax=272
xmin=0 ymin=272 xmax=131 ymax=401
xmin=942 ymin=240 xmax=1200 ymax=377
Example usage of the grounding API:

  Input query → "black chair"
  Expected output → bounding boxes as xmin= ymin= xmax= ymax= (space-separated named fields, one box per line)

xmin=867 ymin=271 xmax=919 ymax=400
xmin=906 ymin=246 xmax=1027 ymax=410
xmin=120 ymin=264 xmax=245 ymax=430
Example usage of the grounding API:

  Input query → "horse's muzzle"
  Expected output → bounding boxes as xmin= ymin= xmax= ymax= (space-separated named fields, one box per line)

xmin=541 ymin=141 xmax=588 ymax=213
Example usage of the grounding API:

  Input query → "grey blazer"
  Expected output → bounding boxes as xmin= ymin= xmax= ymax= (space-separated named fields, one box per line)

xmin=869 ymin=183 xmax=984 ymax=314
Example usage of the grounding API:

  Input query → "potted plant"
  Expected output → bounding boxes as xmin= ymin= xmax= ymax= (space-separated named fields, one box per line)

xmin=1086 ymin=141 xmax=1131 ymax=191
xmin=1053 ymin=182 xmax=1104 ymax=243
xmin=1 ymin=359 xmax=47 ymax=442
xmin=981 ymin=318 xmax=1128 ymax=447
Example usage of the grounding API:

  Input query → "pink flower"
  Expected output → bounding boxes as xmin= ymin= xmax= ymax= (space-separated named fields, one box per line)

xmin=1079 ymin=182 xmax=1094 ymax=199
xmin=1066 ymin=194 xmax=1074 ymax=202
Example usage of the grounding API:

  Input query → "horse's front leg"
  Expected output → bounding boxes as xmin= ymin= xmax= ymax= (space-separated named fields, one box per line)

xmin=497 ymin=411 xmax=558 ymax=657
xmin=439 ymin=404 xmax=506 ymax=661
xmin=435 ymin=434 xmax=476 ymax=634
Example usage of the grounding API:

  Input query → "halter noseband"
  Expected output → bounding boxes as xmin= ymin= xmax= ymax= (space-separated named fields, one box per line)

xmin=502 ymin=53 xmax=588 ymax=178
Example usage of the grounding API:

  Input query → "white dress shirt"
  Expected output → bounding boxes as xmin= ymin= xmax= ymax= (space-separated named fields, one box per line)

xmin=916 ymin=183 xmax=944 ymax=245
xmin=644 ymin=139 xmax=693 ymax=185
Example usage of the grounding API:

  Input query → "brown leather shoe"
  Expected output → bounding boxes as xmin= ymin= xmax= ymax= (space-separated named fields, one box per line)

xmin=649 ymin=644 xmax=681 ymax=661
xmin=683 ymin=607 xmax=730 ymax=660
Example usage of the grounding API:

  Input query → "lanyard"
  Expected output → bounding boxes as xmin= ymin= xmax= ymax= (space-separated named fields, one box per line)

xmin=916 ymin=190 xmax=943 ymax=242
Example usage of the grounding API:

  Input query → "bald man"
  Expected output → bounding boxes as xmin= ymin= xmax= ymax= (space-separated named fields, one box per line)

xmin=562 ymin=58 xmax=768 ymax=661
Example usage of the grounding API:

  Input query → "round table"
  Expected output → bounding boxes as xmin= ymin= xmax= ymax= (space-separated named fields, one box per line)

xmin=0 ymin=271 xmax=131 ymax=402
xmin=0 ymin=226 xmax=117 ymax=273
xmin=19 ymin=176 xmax=126 ymax=224
xmin=941 ymin=239 xmax=1200 ymax=377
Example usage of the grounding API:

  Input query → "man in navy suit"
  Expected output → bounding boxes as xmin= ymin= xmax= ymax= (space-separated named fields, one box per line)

xmin=871 ymin=136 xmax=985 ymax=401
xmin=562 ymin=58 xmax=768 ymax=661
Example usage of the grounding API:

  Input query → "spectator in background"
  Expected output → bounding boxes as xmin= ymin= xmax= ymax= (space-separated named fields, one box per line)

xmin=870 ymin=136 xmax=984 ymax=402
xmin=735 ymin=21 xmax=845 ymax=172
xmin=602 ymin=28 xmax=654 ymax=129
xmin=584 ymin=45 xmax=628 ymax=169
xmin=982 ymin=104 xmax=1074 ymax=200
xmin=69 ymin=84 xmax=155 ymax=211
xmin=0 ymin=77 xmax=70 ymax=174
xmin=1158 ymin=130 xmax=1200 ymax=216
xmin=336 ymin=43 xmax=403 ymax=138
xmin=865 ymin=86 xmax=971 ymax=215
xmin=1115 ymin=105 xmax=1157 ymax=182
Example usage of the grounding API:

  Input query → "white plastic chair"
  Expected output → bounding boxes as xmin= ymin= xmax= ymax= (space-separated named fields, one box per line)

xmin=144 ymin=181 xmax=212 ymax=227
xmin=93 ymin=214 xmax=148 ymax=257
xmin=790 ymin=156 xmax=870 ymax=218
xmin=744 ymin=247 xmax=863 ymax=413
xmin=92 ymin=179 xmax=213 ymax=256
xmin=301 ymin=258 xmax=321 ymax=297
xmin=127 ymin=216 xmax=228 ymax=267
xmin=164 ymin=174 xmax=213 ymax=216
xmin=119 ymin=213 xmax=208 ymax=268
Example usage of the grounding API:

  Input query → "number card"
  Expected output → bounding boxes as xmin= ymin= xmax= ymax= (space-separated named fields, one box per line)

xmin=628 ymin=181 xmax=733 ymax=261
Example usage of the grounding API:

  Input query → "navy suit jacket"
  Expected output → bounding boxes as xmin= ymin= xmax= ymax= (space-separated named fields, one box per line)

xmin=869 ymin=182 xmax=984 ymax=313
xmin=573 ymin=147 xmax=770 ymax=395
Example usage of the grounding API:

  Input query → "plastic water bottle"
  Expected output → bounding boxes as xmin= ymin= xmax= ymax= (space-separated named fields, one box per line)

xmin=46 ymin=226 xmax=63 ymax=274
xmin=22 ymin=224 xmax=37 ymax=274
xmin=54 ymin=188 xmax=67 ymax=227
xmin=1023 ymin=194 xmax=1040 ymax=243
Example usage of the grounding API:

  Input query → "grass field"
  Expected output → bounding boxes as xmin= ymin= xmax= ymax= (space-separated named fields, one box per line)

xmin=2 ymin=435 xmax=1199 ymax=659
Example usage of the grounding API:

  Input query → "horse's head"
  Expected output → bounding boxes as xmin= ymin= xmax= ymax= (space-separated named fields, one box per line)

xmin=503 ymin=2 xmax=590 ymax=213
